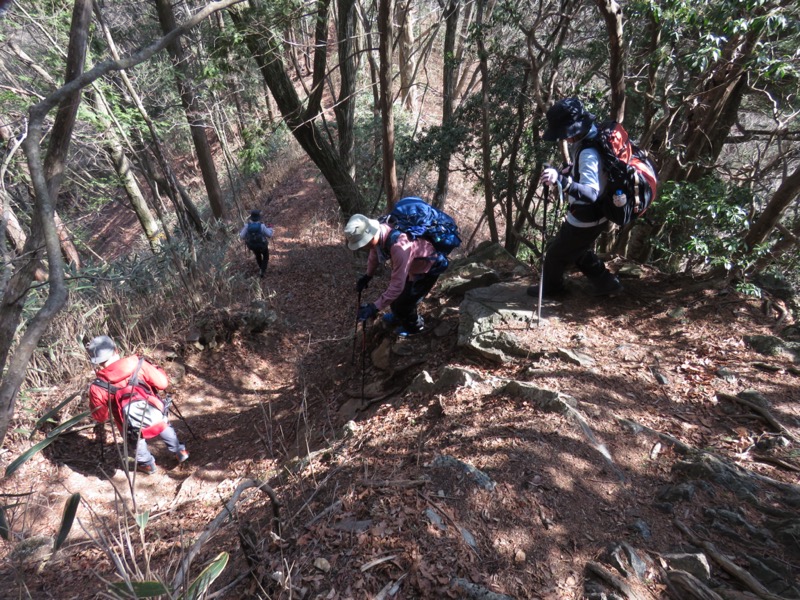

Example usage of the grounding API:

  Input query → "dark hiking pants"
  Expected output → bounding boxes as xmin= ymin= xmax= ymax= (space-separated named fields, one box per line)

xmin=390 ymin=272 xmax=441 ymax=327
xmin=543 ymin=221 xmax=610 ymax=291
xmin=252 ymin=247 xmax=269 ymax=274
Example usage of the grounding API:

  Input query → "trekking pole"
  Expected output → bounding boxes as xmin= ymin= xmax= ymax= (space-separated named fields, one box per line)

xmin=351 ymin=290 xmax=362 ymax=365
xmin=167 ymin=396 xmax=199 ymax=441
xmin=536 ymin=182 xmax=558 ymax=328
xmin=361 ymin=318 xmax=368 ymax=404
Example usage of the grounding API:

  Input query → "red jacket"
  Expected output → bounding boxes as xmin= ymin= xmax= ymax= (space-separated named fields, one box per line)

xmin=89 ymin=355 xmax=169 ymax=437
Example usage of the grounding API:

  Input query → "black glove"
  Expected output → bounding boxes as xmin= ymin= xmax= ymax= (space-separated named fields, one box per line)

xmin=357 ymin=302 xmax=378 ymax=322
xmin=356 ymin=274 xmax=373 ymax=292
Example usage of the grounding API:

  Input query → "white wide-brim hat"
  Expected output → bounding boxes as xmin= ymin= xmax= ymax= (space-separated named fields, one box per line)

xmin=87 ymin=335 xmax=116 ymax=364
xmin=344 ymin=214 xmax=381 ymax=251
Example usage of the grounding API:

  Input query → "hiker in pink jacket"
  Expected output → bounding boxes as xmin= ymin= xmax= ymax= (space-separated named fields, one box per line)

xmin=344 ymin=215 xmax=444 ymax=336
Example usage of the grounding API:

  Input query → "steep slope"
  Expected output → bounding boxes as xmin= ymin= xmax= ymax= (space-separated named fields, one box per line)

xmin=1 ymin=159 xmax=798 ymax=600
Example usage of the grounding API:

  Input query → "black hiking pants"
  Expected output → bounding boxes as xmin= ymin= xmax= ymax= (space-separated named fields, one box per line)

xmin=543 ymin=221 xmax=611 ymax=291
xmin=390 ymin=271 xmax=441 ymax=327
xmin=251 ymin=246 xmax=269 ymax=275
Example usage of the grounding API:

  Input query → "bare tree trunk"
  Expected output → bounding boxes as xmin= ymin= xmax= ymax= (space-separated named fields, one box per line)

xmin=154 ymin=0 xmax=225 ymax=220
xmin=593 ymin=0 xmax=625 ymax=122
xmin=744 ymin=163 xmax=800 ymax=251
xmin=356 ymin=0 xmax=381 ymax=113
xmin=9 ymin=39 xmax=82 ymax=268
xmin=336 ymin=0 xmax=358 ymax=179
xmin=476 ymin=0 xmax=498 ymax=242
xmin=229 ymin=6 xmax=362 ymax=215
xmin=395 ymin=0 xmax=416 ymax=112
xmin=378 ymin=0 xmax=398 ymax=209
xmin=433 ymin=0 xmax=460 ymax=208
xmin=0 ymin=0 xmax=91 ymax=445
xmin=94 ymin=3 xmax=204 ymax=236
xmin=90 ymin=87 xmax=162 ymax=251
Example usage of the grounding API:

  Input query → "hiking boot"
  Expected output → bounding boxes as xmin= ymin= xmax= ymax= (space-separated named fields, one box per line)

xmin=137 ymin=462 xmax=157 ymax=475
xmin=176 ymin=449 xmax=189 ymax=464
xmin=526 ymin=283 xmax=567 ymax=298
xmin=396 ymin=316 xmax=424 ymax=337
xmin=589 ymin=274 xmax=623 ymax=297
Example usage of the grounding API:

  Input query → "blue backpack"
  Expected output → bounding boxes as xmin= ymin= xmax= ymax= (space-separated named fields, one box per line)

xmin=381 ymin=197 xmax=461 ymax=275
xmin=245 ymin=222 xmax=269 ymax=252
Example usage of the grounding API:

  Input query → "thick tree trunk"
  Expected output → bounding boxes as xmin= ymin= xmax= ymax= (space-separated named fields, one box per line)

xmin=154 ymin=0 xmax=225 ymax=220
xmin=230 ymin=7 xmax=362 ymax=215
xmin=378 ymin=0 xmax=398 ymax=209
xmin=336 ymin=0 xmax=358 ymax=180
xmin=433 ymin=0 xmax=460 ymax=209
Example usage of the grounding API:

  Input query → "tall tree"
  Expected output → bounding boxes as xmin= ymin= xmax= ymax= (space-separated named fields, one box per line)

xmin=154 ymin=0 xmax=226 ymax=220
xmin=378 ymin=0 xmax=398 ymax=208
xmin=229 ymin=4 xmax=363 ymax=214
xmin=335 ymin=0 xmax=358 ymax=179
xmin=433 ymin=0 xmax=461 ymax=208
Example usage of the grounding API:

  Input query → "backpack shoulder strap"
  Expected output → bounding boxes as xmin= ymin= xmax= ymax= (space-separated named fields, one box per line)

xmin=92 ymin=378 xmax=118 ymax=395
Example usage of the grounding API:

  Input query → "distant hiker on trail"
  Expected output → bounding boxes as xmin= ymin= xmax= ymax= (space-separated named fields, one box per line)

xmin=345 ymin=199 xmax=459 ymax=336
xmin=86 ymin=335 xmax=188 ymax=475
xmin=239 ymin=209 xmax=274 ymax=278
xmin=528 ymin=97 xmax=624 ymax=299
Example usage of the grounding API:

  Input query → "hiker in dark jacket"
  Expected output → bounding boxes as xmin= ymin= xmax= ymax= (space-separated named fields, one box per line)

xmin=87 ymin=336 xmax=188 ymax=475
xmin=239 ymin=209 xmax=274 ymax=277
xmin=345 ymin=214 xmax=443 ymax=336
xmin=528 ymin=97 xmax=623 ymax=298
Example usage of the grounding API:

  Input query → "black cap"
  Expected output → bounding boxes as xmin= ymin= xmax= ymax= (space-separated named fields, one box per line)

xmin=249 ymin=210 xmax=261 ymax=222
xmin=542 ymin=98 xmax=596 ymax=141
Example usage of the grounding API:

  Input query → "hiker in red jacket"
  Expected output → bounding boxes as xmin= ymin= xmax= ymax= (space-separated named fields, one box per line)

xmin=87 ymin=335 xmax=188 ymax=475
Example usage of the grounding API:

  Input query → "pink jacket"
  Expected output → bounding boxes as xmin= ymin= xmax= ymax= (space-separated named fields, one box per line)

xmin=366 ymin=223 xmax=437 ymax=310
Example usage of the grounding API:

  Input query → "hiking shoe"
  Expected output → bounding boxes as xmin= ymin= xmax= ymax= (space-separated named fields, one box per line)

xmin=526 ymin=283 xmax=567 ymax=298
xmin=137 ymin=463 xmax=157 ymax=475
xmin=176 ymin=449 xmax=189 ymax=464
xmin=395 ymin=316 xmax=424 ymax=337
xmin=588 ymin=275 xmax=623 ymax=297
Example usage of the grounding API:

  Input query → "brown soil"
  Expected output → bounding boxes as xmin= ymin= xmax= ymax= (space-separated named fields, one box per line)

xmin=1 ymin=158 xmax=798 ymax=600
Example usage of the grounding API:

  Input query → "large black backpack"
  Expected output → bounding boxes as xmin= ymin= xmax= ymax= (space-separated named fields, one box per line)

xmin=582 ymin=121 xmax=659 ymax=226
xmin=245 ymin=222 xmax=269 ymax=252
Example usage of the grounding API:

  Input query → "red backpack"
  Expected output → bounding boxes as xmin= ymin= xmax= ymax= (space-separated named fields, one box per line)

xmin=584 ymin=121 xmax=659 ymax=226
xmin=92 ymin=357 xmax=167 ymax=438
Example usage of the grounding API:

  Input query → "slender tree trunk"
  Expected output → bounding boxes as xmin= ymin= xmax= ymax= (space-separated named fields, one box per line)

xmin=336 ymin=0 xmax=358 ymax=179
xmin=476 ymin=0 xmax=498 ymax=241
xmin=0 ymin=0 xmax=92 ymax=445
xmin=91 ymin=87 xmax=162 ymax=251
xmin=433 ymin=0 xmax=460 ymax=208
xmin=593 ymin=0 xmax=625 ymax=122
xmin=744 ymin=163 xmax=800 ymax=251
xmin=356 ymin=0 xmax=381 ymax=113
xmin=378 ymin=0 xmax=398 ymax=208
xmin=154 ymin=0 xmax=225 ymax=220
xmin=395 ymin=0 xmax=416 ymax=112
xmin=94 ymin=3 xmax=204 ymax=236
xmin=10 ymin=39 xmax=82 ymax=268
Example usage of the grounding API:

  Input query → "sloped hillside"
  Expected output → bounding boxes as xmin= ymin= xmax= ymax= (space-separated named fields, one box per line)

xmin=1 ymin=160 xmax=798 ymax=600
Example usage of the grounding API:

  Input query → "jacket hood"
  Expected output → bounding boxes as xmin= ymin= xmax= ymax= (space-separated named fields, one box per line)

xmin=97 ymin=355 xmax=141 ymax=386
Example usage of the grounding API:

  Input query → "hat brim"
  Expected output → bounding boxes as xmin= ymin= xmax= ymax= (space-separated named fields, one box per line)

xmin=346 ymin=218 xmax=380 ymax=251
xmin=542 ymin=113 xmax=595 ymax=141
